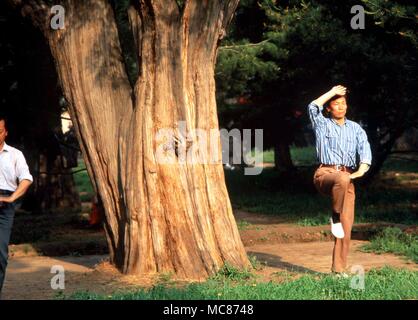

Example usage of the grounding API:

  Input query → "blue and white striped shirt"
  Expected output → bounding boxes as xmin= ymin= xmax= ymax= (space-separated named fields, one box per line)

xmin=307 ymin=102 xmax=372 ymax=168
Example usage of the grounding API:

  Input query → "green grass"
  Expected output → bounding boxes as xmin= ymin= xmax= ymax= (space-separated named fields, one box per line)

xmin=258 ymin=149 xmax=274 ymax=163
xmin=225 ymin=147 xmax=418 ymax=226
xmin=297 ymin=217 xmax=330 ymax=226
xmin=65 ymin=266 xmax=417 ymax=300
xmin=382 ymin=156 xmax=418 ymax=173
xmin=290 ymin=146 xmax=317 ymax=166
xmin=361 ymin=227 xmax=418 ymax=263
xmin=248 ymin=254 xmax=266 ymax=270
xmin=225 ymin=167 xmax=418 ymax=226
xmin=258 ymin=146 xmax=417 ymax=172
xmin=11 ymin=212 xmax=53 ymax=243
xmin=10 ymin=210 xmax=93 ymax=245
xmin=72 ymin=149 xmax=418 ymax=228
xmin=237 ymin=220 xmax=252 ymax=230
xmin=210 ymin=263 xmax=254 ymax=282
xmin=247 ymin=146 xmax=317 ymax=166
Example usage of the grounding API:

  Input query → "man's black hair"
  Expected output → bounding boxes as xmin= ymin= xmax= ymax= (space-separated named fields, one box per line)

xmin=325 ymin=93 xmax=348 ymax=109
xmin=323 ymin=93 xmax=349 ymax=118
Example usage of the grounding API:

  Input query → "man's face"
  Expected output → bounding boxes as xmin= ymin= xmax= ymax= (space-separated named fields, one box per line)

xmin=0 ymin=120 xmax=8 ymax=146
xmin=327 ymin=96 xmax=347 ymax=120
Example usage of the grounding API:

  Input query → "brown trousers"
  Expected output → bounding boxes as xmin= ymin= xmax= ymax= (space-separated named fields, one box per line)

xmin=313 ymin=166 xmax=355 ymax=272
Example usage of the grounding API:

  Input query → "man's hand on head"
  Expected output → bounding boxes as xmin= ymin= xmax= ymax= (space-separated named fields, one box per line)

xmin=331 ymin=85 xmax=347 ymax=96
xmin=313 ymin=85 xmax=348 ymax=107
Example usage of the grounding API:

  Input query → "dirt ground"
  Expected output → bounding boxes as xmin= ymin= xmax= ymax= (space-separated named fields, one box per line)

xmin=2 ymin=210 xmax=416 ymax=300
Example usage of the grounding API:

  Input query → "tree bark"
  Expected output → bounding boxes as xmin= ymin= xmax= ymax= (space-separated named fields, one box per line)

xmin=10 ymin=0 xmax=249 ymax=279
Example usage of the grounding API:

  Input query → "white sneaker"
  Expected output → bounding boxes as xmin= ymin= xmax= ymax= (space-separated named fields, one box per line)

xmin=330 ymin=217 xmax=345 ymax=239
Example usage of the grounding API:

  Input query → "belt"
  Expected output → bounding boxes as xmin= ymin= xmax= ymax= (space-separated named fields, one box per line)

xmin=319 ymin=164 xmax=354 ymax=173
xmin=0 ymin=189 xmax=13 ymax=196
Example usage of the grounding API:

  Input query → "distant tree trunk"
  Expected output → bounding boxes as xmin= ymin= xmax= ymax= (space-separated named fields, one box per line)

xmin=18 ymin=142 xmax=81 ymax=214
xmin=31 ymin=133 xmax=81 ymax=213
xmin=1 ymin=5 xmax=80 ymax=213
xmin=362 ymin=126 xmax=406 ymax=184
xmin=26 ymin=40 xmax=81 ymax=214
xmin=274 ymin=140 xmax=294 ymax=171
xmin=10 ymin=0 xmax=249 ymax=279
xmin=361 ymin=104 xmax=408 ymax=184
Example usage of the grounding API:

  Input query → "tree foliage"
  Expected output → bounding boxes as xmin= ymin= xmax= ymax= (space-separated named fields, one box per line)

xmin=216 ymin=0 xmax=417 ymax=176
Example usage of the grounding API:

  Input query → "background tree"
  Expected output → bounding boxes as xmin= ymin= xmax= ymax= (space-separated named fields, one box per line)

xmin=8 ymin=0 xmax=249 ymax=279
xmin=216 ymin=0 xmax=417 ymax=178
xmin=0 ymin=2 xmax=81 ymax=213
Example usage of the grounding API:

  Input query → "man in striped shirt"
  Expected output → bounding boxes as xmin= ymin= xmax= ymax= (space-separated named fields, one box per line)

xmin=308 ymin=85 xmax=372 ymax=275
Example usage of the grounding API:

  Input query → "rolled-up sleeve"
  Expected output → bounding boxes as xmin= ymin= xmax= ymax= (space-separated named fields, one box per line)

xmin=307 ymin=101 xmax=327 ymax=129
xmin=15 ymin=151 xmax=33 ymax=182
xmin=357 ymin=126 xmax=372 ymax=166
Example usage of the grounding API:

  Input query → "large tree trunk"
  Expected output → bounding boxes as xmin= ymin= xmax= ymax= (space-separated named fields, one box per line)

xmin=11 ymin=0 xmax=249 ymax=279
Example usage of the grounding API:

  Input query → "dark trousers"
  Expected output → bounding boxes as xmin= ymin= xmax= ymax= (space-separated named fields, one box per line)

xmin=0 ymin=190 xmax=14 ymax=294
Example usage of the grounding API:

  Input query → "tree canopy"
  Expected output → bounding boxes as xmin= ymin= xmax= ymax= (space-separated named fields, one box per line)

xmin=216 ymin=0 xmax=417 ymax=176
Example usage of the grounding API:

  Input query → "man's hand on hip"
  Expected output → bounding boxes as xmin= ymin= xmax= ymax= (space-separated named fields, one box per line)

xmin=0 ymin=196 xmax=15 ymax=204
xmin=349 ymin=163 xmax=370 ymax=180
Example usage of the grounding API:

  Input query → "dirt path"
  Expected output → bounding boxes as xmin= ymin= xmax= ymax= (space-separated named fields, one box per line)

xmin=2 ymin=255 xmax=107 ymax=300
xmin=234 ymin=210 xmax=410 ymax=246
xmin=247 ymin=240 xmax=416 ymax=277
xmin=2 ymin=210 xmax=416 ymax=300
xmin=3 ymin=241 xmax=416 ymax=300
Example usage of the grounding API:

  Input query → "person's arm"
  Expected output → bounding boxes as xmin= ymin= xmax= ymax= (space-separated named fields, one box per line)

xmin=313 ymin=85 xmax=347 ymax=107
xmin=308 ymin=85 xmax=347 ymax=129
xmin=0 ymin=150 xmax=33 ymax=203
xmin=350 ymin=126 xmax=372 ymax=180
xmin=349 ymin=163 xmax=369 ymax=180
xmin=0 ymin=179 xmax=32 ymax=203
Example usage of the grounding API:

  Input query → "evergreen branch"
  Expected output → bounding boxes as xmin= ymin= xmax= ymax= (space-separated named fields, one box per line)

xmin=219 ymin=39 xmax=270 ymax=51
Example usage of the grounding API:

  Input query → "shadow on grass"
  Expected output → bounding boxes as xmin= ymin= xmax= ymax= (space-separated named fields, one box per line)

xmin=246 ymin=251 xmax=320 ymax=275
xmin=10 ymin=211 xmax=108 ymax=257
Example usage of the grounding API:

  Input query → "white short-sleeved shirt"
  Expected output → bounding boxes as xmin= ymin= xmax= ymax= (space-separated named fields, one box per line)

xmin=0 ymin=143 xmax=33 ymax=192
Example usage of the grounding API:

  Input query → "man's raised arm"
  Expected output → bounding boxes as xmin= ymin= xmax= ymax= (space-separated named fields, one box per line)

xmin=313 ymin=85 xmax=346 ymax=107
xmin=308 ymin=85 xmax=347 ymax=129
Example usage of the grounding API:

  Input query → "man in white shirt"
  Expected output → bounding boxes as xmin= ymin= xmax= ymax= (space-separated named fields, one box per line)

xmin=0 ymin=116 xmax=33 ymax=295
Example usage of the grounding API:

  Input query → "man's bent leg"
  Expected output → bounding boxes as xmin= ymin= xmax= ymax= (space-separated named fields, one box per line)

xmin=314 ymin=168 xmax=355 ymax=272
xmin=331 ymin=174 xmax=355 ymax=271
xmin=0 ymin=203 xmax=15 ymax=294
xmin=313 ymin=167 xmax=340 ymax=196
